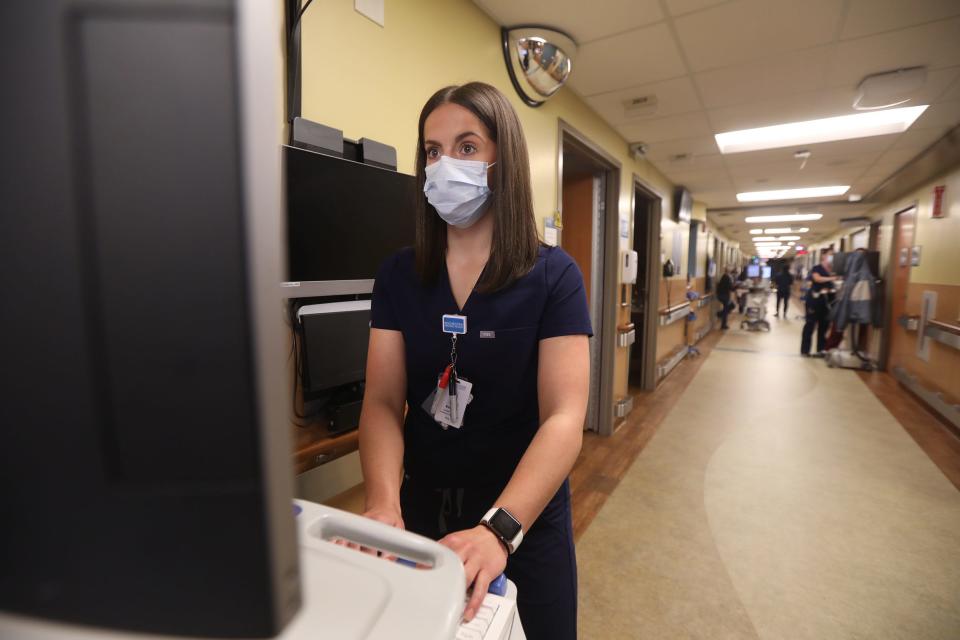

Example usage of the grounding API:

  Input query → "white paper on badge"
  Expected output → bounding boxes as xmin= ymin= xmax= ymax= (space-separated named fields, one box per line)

xmin=432 ymin=377 xmax=473 ymax=428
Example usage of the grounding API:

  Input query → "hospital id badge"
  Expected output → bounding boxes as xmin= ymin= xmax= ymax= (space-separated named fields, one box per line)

xmin=421 ymin=367 xmax=473 ymax=430
xmin=433 ymin=376 xmax=472 ymax=429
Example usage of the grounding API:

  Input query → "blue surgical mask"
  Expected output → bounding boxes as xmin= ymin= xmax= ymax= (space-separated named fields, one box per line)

xmin=423 ymin=156 xmax=496 ymax=229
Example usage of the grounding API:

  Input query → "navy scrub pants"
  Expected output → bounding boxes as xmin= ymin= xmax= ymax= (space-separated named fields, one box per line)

xmin=801 ymin=296 xmax=829 ymax=355
xmin=400 ymin=476 xmax=578 ymax=640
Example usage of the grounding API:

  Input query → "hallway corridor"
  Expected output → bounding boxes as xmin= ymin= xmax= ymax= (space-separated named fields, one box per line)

xmin=577 ymin=309 xmax=960 ymax=639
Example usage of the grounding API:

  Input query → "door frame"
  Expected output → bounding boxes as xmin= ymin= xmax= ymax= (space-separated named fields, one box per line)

xmin=557 ymin=119 xmax=620 ymax=436
xmin=631 ymin=174 xmax=664 ymax=392
xmin=880 ymin=203 xmax=918 ymax=371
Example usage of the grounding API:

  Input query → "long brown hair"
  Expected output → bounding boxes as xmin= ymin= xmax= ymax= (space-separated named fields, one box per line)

xmin=414 ymin=82 xmax=540 ymax=293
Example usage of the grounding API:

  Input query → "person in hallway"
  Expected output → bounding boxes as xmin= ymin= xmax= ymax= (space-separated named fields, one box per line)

xmin=716 ymin=267 xmax=735 ymax=330
xmin=736 ymin=266 xmax=749 ymax=313
xmin=774 ymin=266 xmax=794 ymax=318
xmin=801 ymin=248 xmax=839 ymax=357
xmin=358 ymin=82 xmax=591 ymax=640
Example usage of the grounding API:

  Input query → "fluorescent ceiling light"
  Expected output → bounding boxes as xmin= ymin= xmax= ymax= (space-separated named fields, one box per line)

xmin=715 ymin=105 xmax=928 ymax=154
xmin=764 ymin=227 xmax=793 ymax=234
xmin=739 ymin=187 xmax=848 ymax=203
xmin=754 ymin=242 xmax=784 ymax=247
xmin=787 ymin=242 xmax=796 ymax=246
xmin=777 ymin=235 xmax=801 ymax=241
xmin=753 ymin=236 xmax=777 ymax=241
xmin=745 ymin=212 xmax=825 ymax=222
xmin=750 ymin=229 xmax=763 ymax=234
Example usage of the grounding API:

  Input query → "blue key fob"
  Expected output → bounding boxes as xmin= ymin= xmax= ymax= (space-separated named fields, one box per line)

xmin=488 ymin=573 xmax=507 ymax=596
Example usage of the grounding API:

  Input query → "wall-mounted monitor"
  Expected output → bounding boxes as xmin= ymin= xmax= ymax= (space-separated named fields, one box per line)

xmin=286 ymin=145 xmax=416 ymax=283
xmin=747 ymin=264 xmax=761 ymax=278
xmin=673 ymin=186 xmax=693 ymax=224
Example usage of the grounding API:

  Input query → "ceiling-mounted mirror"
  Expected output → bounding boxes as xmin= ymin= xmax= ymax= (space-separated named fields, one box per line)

xmin=501 ymin=26 xmax=577 ymax=108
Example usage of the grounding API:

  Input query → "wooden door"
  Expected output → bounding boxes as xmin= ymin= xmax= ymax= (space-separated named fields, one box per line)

xmin=562 ymin=172 xmax=594 ymax=303
xmin=891 ymin=209 xmax=915 ymax=325
xmin=886 ymin=208 xmax=916 ymax=369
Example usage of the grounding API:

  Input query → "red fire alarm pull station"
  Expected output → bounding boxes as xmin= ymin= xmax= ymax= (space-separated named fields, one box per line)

xmin=932 ymin=185 xmax=946 ymax=218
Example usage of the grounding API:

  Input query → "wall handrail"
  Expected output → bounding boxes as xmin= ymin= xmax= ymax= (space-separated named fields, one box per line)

xmin=925 ymin=320 xmax=960 ymax=351
xmin=928 ymin=319 xmax=960 ymax=336
xmin=659 ymin=301 xmax=691 ymax=326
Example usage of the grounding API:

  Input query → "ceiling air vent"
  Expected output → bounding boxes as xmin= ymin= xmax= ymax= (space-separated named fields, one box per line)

xmin=623 ymin=94 xmax=658 ymax=118
xmin=840 ymin=216 xmax=871 ymax=227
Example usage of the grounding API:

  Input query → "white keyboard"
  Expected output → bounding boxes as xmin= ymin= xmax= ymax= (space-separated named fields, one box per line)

xmin=455 ymin=591 xmax=519 ymax=640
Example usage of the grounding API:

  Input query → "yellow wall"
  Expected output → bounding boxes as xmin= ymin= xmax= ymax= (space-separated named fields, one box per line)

xmin=300 ymin=0 xmax=687 ymax=413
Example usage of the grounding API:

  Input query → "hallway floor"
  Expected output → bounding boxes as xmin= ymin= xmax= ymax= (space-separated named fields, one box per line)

xmin=577 ymin=306 xmax=960 ymax=639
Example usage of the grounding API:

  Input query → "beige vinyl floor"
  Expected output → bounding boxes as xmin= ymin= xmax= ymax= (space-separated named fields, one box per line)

xmin=577 ymin=304 xmax=960 ymax=639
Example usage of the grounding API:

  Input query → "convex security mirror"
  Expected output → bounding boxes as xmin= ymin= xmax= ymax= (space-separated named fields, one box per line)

xmin=501 ymin=26 xmax=577 ymax=108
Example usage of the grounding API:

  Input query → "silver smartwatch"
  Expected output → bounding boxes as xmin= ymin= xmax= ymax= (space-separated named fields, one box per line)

xmin=480 ymin=507 xmax=524 ymax=554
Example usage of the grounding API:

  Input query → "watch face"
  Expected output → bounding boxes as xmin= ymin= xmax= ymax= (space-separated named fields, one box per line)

xmin=490 ymin=509 xmax=521 ymax=540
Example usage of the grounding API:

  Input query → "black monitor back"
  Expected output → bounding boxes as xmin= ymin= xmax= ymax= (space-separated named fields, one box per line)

xmin=1 ymin=1 xmax=299 ymax=637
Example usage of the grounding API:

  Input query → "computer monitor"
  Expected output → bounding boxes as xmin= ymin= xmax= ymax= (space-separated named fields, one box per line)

xmin=761 ymin=265 xmax=772 ymax=279
xmin=285 ymin=145 xmax=417 ymax=284
xmin=747 ymin=264 xmax=761 ymax=278
xmin=298 ymin=301 xmax=371 ymax=392
xmin=2 ymin=1 xmax=299 ymax=637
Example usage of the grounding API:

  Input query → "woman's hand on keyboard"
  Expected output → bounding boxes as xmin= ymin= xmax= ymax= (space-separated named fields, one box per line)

xmin=439 ymin=526 xmax=508 ymax=623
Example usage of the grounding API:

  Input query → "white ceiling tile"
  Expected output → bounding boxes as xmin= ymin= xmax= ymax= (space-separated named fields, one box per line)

xmin=859 ymin=160 xmax=912 ymax=180
xmin=940 ymin=75 xmax=960 ymax=102
xmin=695 ymin=190 xmax=741 ymax=207
xmin=583 ymin=77 xmax=702 ymax=125
xmin=644 ymin=136 xmax=721 ymax=160
xmin=470 ymin=0 xmax=664 ymax=44
xmin=694 ymin=47 xmax=832 ymax=109
xmin=887 ymin=125 xmax=951 ymax=151
xmin=840 ymin=0 xmax=960 ymax=40
xmin=656 ymin=153 xmax=728 ymax=173
xmin=707 ymin=88 xmax=857 ymax=132
xmin=872 ymin=147 xmax=928 ymax=170
xmin=730 ymin=167 xmax=865 ymax=191
xmin=665 ymin=0 xmax=730 ymax=18
xmin=569 ymin=23 xmax=687 ymax=95
xmin=910 ymin=100 xmax=960 ymax=130
xmin=825 ymin=17 xmax=960 ymax=88
xmin=674 ymin=0 xmax=845 ymax=72
xmin=719 ymin=137 xmax=894 ymax=169
xmin=659 ymin=168 xmax=733 ymax=192
xmin=617 ymin=111 xmax=714 ymax=143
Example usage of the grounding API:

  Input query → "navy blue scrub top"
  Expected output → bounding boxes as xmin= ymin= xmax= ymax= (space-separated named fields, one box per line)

xmin=370 ymin=245 xmax=593 ymax=489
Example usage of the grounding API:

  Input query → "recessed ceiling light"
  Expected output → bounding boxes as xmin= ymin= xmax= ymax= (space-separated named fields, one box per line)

xmin=738 ymin=187 xmax=848 ymax=203
xmin=754 ymin=242 xmax=784 ymax=247
xmin=764 ymin=227 xmax=795 ymax=234
xmin=749 ymin=229 xmax=763 ymax=234
xmin=744 ymin=212 xmax=825 ymax=223
xmin=777 ymin=235 xmax=801 ymax=241
xmin=787 ymin=242 xmax=796 ymax=246
xmin=848 ymin=194 xmax=863 ymax=202
xmin=797 ymin=227 xmax=809 ymax=233
xmin=715 ymin=105 xmax=928 ymax=154
xmin=753 ymin=236 xmax=777 ymax=241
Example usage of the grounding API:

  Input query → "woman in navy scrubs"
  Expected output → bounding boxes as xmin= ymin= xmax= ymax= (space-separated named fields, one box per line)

xmin=357 ymin=82 xmax=591 ymax=640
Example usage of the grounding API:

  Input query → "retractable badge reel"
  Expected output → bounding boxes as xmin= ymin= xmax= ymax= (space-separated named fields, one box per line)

xmin=421 ymin=314 xmax=474 ymax=429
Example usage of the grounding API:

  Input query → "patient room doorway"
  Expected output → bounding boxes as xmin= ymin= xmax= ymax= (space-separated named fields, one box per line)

xmin=558 ymin=121 xmax=620 ymax=435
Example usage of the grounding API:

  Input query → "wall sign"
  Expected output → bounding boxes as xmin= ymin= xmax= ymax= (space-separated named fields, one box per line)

xmin=932 ymin=185 xmax=946 ymax=218
xmin=911 ymin=245 xmax=922 ymax=267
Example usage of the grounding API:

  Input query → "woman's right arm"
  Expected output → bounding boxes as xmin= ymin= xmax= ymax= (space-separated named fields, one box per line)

xmin=357 ymin=327 xmax=407 ymax=528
